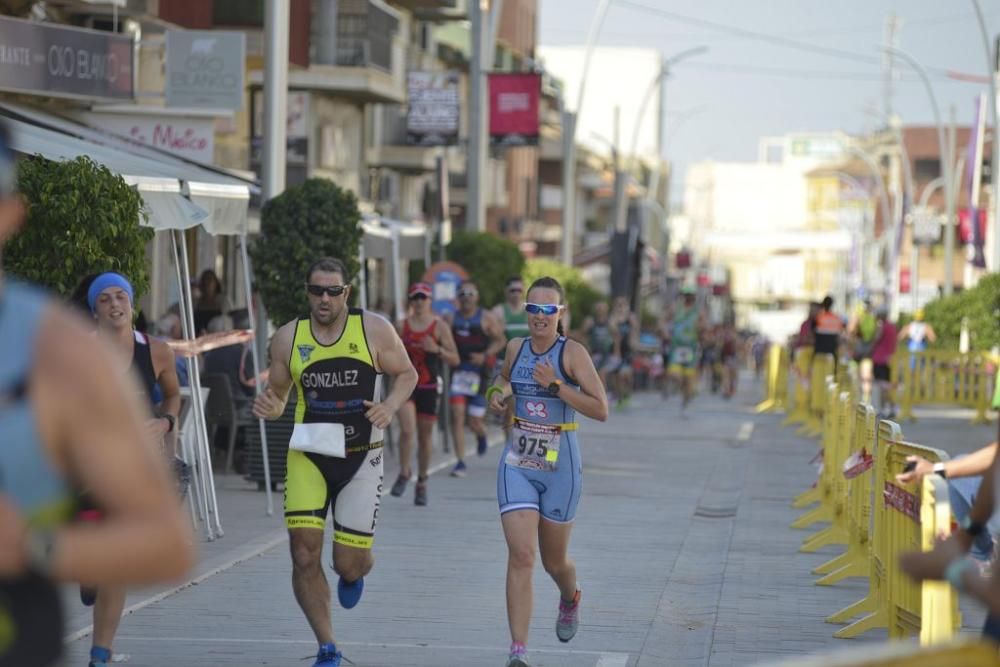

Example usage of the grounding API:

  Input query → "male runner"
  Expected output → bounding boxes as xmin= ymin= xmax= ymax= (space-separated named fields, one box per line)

xmin=0 ymin=120 xmax=193 ymax=666
xmin=667 ymin=287 xmax=704 ymax=414
xmin=493 ymin=277 xmax=529 ymax=435
xmin=83 ymin=271 xmax=182 ymax=667
xmin=253 ymin=257 xmax=417 ymax=667
xmin=581 ymin=301 xmax=615 ymax=390
xmin=391 ymin=282 xmax=460 ymax=505
xmin=448 ymin=280 xmax=505 ymax=475
xmin=608 ymin=296 xmax=638 ymax=408
xmin=493 ymin=276 xmax=530 ymax=346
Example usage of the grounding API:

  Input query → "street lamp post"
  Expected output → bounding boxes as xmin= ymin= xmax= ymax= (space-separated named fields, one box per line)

xmin=846 ymin=145 xmax=893 ymax=302
xmin=883 ymin=46 xmax=956 ymax=296
xmin=560 ymin=0 xmax=613 ymax=265
xmin=970 ymin=0 xmax=1000 ymax=272
xmin=614 ymin=46 xmax=708 ymax=234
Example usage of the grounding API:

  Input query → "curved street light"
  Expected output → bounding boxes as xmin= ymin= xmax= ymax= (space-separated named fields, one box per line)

xmin=882 ymin=45 xmax=956 ymax=296
xmin=970 ymin=0 xmax=1000 ymax=272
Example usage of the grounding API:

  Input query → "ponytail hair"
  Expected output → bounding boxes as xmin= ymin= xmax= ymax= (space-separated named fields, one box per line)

xmin=527 ymin=276 xmax=566 ymax=336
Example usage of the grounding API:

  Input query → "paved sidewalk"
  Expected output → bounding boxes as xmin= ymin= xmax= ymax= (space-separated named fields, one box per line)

xmin=61 ymin=377 xmax=995 ymax=666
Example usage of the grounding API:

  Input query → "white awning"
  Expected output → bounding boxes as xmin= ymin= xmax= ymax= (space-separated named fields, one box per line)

xmin=0 ymin=102 xmax=255 ymax=236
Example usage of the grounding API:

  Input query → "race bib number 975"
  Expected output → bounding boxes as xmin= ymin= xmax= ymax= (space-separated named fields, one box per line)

xmin=506 ymin=420 xmax=561 ymax=472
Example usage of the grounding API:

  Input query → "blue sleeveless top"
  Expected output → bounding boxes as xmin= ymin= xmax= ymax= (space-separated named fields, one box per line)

xmin=510 ymin=336 xmax=578 ymax=432
xmin=0 ymin=281 xmax=73 ymax=527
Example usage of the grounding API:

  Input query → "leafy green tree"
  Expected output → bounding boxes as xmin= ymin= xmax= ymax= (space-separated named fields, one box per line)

xmin=522 ymin=258 xmax=604 ymax=326
xmin=446 ymin=231 xmax=524 ymax=307
xmin=921 ymin=273 xmax=1000 ymax=351
xmin=250 ymin=179 xmax=363 ymax=326
xmin=5 ymin=156 xmax=152 ymax=298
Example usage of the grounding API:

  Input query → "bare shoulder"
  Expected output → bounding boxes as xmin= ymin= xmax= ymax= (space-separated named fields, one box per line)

xmin=505 ymin=337 xmax=524 ymax=357
xmin=363 ymin=310 xmax=397 ymax=341
xmin=37 ymin=306 xmax=114 ymax=378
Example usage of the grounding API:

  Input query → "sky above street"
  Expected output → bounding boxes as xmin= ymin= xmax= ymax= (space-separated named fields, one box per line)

xmin=538 ymin=0 xmax=1000 ymax=204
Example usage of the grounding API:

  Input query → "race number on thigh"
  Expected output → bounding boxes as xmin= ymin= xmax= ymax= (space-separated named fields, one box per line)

xmin=672 ymin=347 xmax=695 ymax=365
xmin=450 ymin=369 xmax=481 ymax=396
xmin=506 ymin=420 xmax=561 ymax=472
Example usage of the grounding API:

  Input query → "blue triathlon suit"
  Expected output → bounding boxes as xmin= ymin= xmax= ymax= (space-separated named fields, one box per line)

xmin=497 ymin=336 xmax=582 ymax=523
xmin=0 ymin=282 xmax=75 ymax=667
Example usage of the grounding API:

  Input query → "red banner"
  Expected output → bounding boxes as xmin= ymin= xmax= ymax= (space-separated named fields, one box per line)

xmin=489 ymin=72 xmax=540 ymax=146
xmin=883 ymin=481 xmax=920 ymax=523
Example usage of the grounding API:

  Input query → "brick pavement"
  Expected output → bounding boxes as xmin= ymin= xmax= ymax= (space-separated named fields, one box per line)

xmin=61 ymin=376 xmax=996 ymax=666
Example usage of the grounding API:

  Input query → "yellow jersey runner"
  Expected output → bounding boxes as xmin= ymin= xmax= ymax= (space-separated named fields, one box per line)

xmin=285 ymin=308 xmax=384 ymax=549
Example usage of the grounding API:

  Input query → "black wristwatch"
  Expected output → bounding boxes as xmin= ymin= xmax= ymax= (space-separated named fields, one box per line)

xmin=960 ymin=516 xmax=986 ymax=538
xmin=548 ymin=379 xmax=562 ymax=395
xmin=161 ymin=413 xmax=176 ymax=433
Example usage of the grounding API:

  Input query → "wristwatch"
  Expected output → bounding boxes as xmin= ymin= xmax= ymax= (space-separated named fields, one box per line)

xmin=932 ymin=461 xmax=947 ymax=479
xmin=547 ymin=379 xmax=563 ymax=395
xmin=960 ymin=515 xmax=986 ymax=538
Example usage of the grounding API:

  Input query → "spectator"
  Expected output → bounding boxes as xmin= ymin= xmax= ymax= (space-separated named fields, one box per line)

xmin=194 ymin=269 xmax=229 ymax=334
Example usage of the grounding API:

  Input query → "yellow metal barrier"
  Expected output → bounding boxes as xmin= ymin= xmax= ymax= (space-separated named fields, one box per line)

xmin=791 ymin=379 xmax=839 ymax=530
xmin=799 ymin=353 xmax=836 ymax=437
xmin=896 ymin=350 xmax=994 ymax=424
xmin=800 ymin=390 xmax=853 ymax=552
xmin=757 ymin=343 xmax=790 ymax=413
xmin=784 ymin=347 xmax=815 ymax=428
xmin=830 ymin=425 xmax=959 ymax=643
xmin=754 ymin=640 xmax=1000 ymax=667
xmin=812 ymin=403 xmax=877 ymax=586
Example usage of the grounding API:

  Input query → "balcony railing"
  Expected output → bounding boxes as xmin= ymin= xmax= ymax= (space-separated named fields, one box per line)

xmin=311 ymin=0 xmax=399 ymax=73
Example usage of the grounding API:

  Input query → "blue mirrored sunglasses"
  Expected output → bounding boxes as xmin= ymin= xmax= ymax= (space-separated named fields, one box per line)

xmin=524 ymin=303 xmax=562 ymax=316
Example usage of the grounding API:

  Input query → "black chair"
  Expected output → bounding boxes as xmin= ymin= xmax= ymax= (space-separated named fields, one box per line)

xmin=200 ymin=372 xmax=239 ymax=474
xmin=244 ymin=397 xmax=295 ymax=492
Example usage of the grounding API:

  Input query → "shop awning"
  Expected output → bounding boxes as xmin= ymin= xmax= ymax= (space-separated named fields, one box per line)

xmin=0 ymin=102 xmax=256 ymax=235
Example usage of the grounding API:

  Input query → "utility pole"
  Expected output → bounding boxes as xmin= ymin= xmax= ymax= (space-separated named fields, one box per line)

xmin=467 ymin=0 xmax=488 ymax=233
xmin=881 ymin=13 xmax=900 ymax=120
xmin=944 ymin=106 xmax=957 ymax=295
xmin=263 ymin=0 xmax=289 ymax=200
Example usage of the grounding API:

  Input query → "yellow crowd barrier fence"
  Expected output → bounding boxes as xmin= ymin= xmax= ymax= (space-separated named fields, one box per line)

xmin=784 ymin=347 xmax=814 ymax=429
xmin=894 ymin=349 xmax=995 ymax=424
xmin=755 ymin=640 xmax=1000 ymax=667
xmin=799 ymin=353 xmax=836 ymax=437
xmin=757 ymin=343 xmax=790 ymax=413
xmin=781 ymin=372 xmax=962 ymax=644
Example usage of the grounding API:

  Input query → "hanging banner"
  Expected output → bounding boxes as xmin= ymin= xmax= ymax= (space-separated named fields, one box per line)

xmin=166 ymin=30 xmax=245 ymax=111
xmin=406 ymin=71 xmax=459 ymax=146
xmin=488 ymin=72 xmax=540 ymax=147
xmin=0 ymin=15 xmax=134 ymax=101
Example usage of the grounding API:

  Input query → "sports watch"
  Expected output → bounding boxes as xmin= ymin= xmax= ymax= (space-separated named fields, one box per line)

xmin=960 ymin=515 xmax=986 ymax=538
xmin=161 ymin=413 xmax=176 ymax=434
xmin=547 ymin=379 xmax=562 ymax=396
xmin=932 ymin=462 xmax=947 ymax=479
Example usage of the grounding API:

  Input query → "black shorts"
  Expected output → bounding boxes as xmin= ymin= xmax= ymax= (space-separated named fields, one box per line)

xmin=409 ymin=387 xmax=439 ymax=419
xmin=874 ymin=363 xmax=891 ymax=382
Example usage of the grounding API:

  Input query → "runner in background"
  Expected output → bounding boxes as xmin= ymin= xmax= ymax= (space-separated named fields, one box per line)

xmin=580 ymin=301 xmax=615 ymax=392
xmin=608 ymin=296 xmax=638 ymax=409
xmin=667 ymin=287 xmax=705 ymax=415
xmin=448 ymin=280 xmax=505 ymax=476
xmin=391 ymin=282 xmax=459 ymax=506
xmin=493 ymin=276 xmax=530 ymax=436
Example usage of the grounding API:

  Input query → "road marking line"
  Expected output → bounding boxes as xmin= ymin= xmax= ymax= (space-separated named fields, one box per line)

xmin=737 ymin=420 xmax=754 ymax=442
xmin=426 ymin=434 xmax=505 ymax=476
xmin=64 ymin=531 xmax=288 ymax=643
xmin=112 ymin=635 xmax=631 ymax=658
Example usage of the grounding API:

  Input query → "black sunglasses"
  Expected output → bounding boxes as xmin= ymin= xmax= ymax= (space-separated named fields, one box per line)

xmin=307 ymin=284 xmax=348 ymax=298
xmin=408 ymin=293 xmax=429 ymax=301
xmin=458 ymin=290 xmax=478 ymax=298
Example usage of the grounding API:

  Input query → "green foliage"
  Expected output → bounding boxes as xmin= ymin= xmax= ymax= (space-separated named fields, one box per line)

xmin=446 ymin=231 xmax=524 ymax=307
xmin=5 ymin=156 xmax=152 ymax=298
xmin=250 ymin=179 xmax=363 ymax=326
xmin=522 ymin=258 xmax=603 ymax=326
xmin=921 ymin=273 xmax=1000 ymax=351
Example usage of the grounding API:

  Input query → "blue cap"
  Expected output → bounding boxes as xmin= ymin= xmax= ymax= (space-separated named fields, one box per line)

xmin=87 ymin=272 xmax=134 ymax=313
